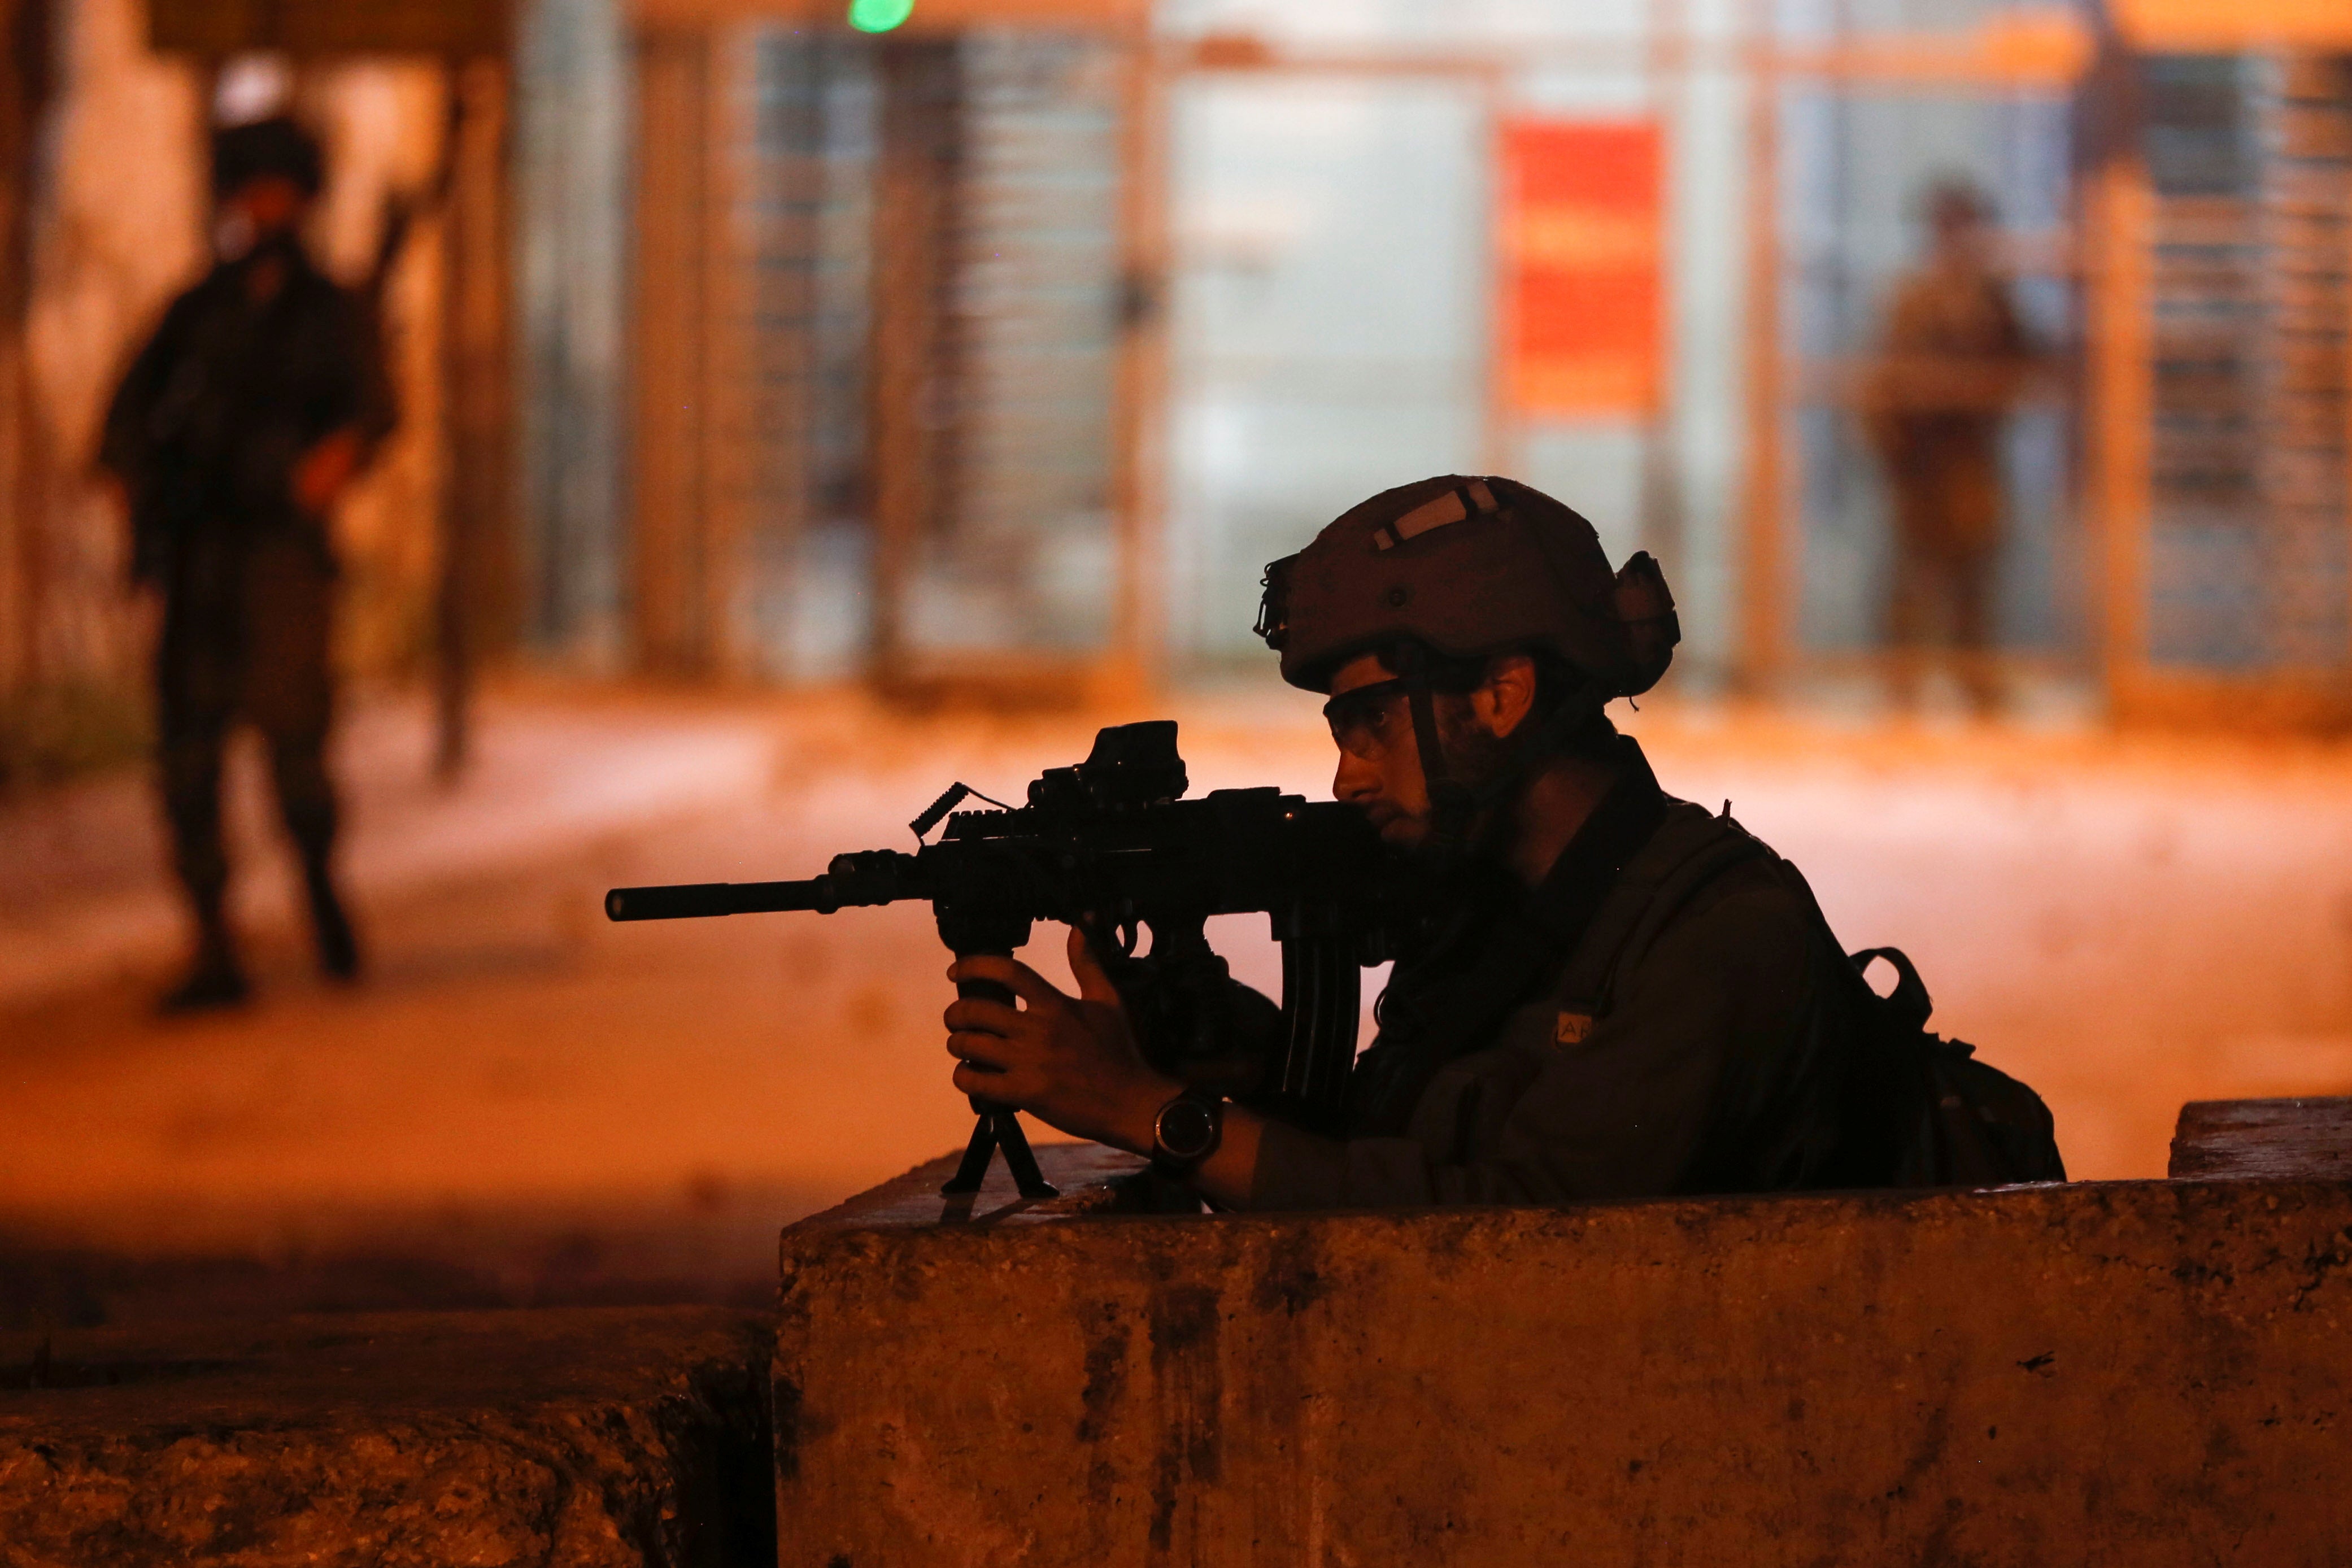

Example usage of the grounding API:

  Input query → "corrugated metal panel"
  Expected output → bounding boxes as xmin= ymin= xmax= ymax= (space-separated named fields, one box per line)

xmin=943 ymin=34 xmax=1121 ymax=559
xmin=700 ymin=26 xmax=1126 ymax=678
xmin=2142 ymin=54 xmax=2350 ymax=674
xmin=893 ymin=28 xmax=1126 ymax=661
xmin=737 ymin=30 xmax=877 ymax=677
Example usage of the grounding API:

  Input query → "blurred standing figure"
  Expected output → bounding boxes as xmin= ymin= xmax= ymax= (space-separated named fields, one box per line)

xmin=1862 ymin=179 xmax=2032 ymax=715
xmin=99 ymin=117 xmax=394 ymax=1011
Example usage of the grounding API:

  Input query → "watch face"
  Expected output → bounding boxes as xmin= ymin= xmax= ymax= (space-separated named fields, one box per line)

xmin=1157 ymin=1097 xmax=1219 ymax=1160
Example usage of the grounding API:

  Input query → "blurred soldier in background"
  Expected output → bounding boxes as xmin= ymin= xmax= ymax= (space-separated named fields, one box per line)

xmin=99 ymin=116 xmax=394 ymax=1011
xmin=1862 ymin=178 xmax=2033 ymax=716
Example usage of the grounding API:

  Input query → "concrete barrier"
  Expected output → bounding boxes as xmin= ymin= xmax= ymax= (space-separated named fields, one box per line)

xmin=774 ymin=1145 xmax=2352 ymax=1566
xmin=7 ymin=1106 xmax=2345 ymax=1566
xmin=0 ymin=1307 xmax=770 ymax=1568
xmin=2174 ymin=1096 xmax=2352 ymax=1182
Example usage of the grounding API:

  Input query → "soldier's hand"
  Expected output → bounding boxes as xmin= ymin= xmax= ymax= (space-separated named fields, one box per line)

xmin=943 ymin=928 xmax=1176 ymax=1155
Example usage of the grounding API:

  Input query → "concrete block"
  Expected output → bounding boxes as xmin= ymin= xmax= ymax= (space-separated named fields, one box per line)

xmin=0 ymin=1307 xmax=771 ymax=1568
xmin=2173 ymin=1096 xmax=2352 ymax=1181
xmin=776 ymin=1146 xmax=2352 ymax=1566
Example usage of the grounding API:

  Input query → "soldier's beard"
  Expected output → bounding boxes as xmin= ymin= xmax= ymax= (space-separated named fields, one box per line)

xmin=1435 ymin=709 xmax=1516 ymax=793
xmin=1389 ymin=703 xmax=1519 ymax=867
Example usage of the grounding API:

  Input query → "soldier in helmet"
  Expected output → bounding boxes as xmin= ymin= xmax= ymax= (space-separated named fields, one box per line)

xmin=99 ymin=116 xmax=394 ymax=1011
xmin=942 ymin=476 xmax=1913 ymax=1208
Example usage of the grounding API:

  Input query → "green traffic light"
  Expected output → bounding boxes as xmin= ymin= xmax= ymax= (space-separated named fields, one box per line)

xmin=847 ymin=0 xmax=914 ymax=31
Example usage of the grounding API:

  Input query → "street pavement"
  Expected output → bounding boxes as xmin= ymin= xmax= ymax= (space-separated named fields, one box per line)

xmin=3 ymin=680 xmax=2350 ymax=1317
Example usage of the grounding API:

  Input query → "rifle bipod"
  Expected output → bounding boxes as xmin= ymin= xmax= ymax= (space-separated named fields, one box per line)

xmin=941 ymin=1097 xmax=1060 ymax=1200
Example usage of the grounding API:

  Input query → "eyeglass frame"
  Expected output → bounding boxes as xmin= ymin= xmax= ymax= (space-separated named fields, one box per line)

xmin=1321 ymin=677 xmax=1414 ymax=760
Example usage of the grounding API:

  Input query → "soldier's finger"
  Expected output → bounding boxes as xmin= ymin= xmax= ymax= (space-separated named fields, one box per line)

xmin=948 ymin=953 xmax=1026 ymax=988
xmin=943 ymin=998 xmax=1022 ymax=1036
xmin=951 ymin=1061 xmax=1027 ymax=1101
xmin=953 ymin=956 xmax=1068 ymax=1011
xmin=945 ymin=1031 xmax=1013 ymax=1070
xmin=1065 ymin=926 xmax=1123 ymax=1006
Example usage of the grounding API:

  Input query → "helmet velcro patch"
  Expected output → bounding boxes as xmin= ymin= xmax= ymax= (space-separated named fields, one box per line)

xmin=1371 ymin=479 xmax=1499 ymax=551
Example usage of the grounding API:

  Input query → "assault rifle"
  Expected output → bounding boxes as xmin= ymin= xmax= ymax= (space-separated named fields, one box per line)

xmin=604 ymin=721 xmax=1391 ymax=1200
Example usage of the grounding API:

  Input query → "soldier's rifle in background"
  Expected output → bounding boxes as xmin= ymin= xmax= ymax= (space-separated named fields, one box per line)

xmin=604 ymin=721 xmax=1392 ymax=1200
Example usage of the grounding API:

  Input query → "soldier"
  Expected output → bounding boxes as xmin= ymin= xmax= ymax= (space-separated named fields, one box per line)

xmin=1861 ymin=178 xmax=2035 ymax=715
xmin=938 ymin=476 xmax=1973 ymax=1208
xmin=99 ymin=116 xmax=393 ymax=1011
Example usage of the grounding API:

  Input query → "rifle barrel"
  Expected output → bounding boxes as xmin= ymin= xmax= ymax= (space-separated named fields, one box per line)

xmin=604 ymin=878 xmax=839 ymax=921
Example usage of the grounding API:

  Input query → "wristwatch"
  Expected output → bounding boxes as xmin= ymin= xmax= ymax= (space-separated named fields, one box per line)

xmin=1151 ymin=1092 xmax=1225 ymax=1177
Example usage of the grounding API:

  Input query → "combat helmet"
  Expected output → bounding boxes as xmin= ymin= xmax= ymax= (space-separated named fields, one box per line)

xmin=1254 ymin=474 xmax=1678 ymax=702
xmin=1255 ymin=475 xmax=1679 ymax=854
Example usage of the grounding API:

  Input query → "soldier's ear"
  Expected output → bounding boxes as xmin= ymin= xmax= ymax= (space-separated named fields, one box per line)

xmin=1475 ymin=654 xmax=1539 ymax=740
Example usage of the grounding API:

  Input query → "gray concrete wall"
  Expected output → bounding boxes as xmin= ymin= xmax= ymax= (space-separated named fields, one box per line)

xmin=776 ymin=1151 xmax=2352 ymax=1566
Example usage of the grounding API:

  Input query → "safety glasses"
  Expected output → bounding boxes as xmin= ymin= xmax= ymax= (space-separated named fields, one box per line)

xmin=1322 ymin=678 xmax=1410 ymax=760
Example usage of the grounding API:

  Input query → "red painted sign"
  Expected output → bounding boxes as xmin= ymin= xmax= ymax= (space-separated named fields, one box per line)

xmin=1498 ymin=120 xmax=1664 ymax=417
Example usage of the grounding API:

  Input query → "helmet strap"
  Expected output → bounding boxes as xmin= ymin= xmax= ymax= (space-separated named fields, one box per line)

xmin=1399 ymin=645 xmax=1476 ymax=863
xmin=1425 ymin=657 xmax=1619 ymax=868
xmin=1399 ymin=643 xmax=1622 ymax=872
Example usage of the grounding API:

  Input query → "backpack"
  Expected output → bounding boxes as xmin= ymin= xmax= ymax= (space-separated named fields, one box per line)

xmin=1619 ymin=821 xmax=2068 ymax=1190
xmin=1840 ymin=944 xmax=2066 ymax=1187
xmin=1608 ymin=815 xmax=2067 ymax=1190
xmin=1358 ymin=787 xmax=2067 ymax=1191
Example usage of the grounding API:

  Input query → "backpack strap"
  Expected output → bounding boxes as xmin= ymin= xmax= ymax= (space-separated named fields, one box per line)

xmin=1346 ymin=744 xmax=1670 ymax=1135
xmin=1772 ymin=872 xmax=2045 ymax=1186
xmin=1549 ymin=812 xmax=1772 ymax=1030
xmin=1846 ymin=947 xmax=1932 ymax=1031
